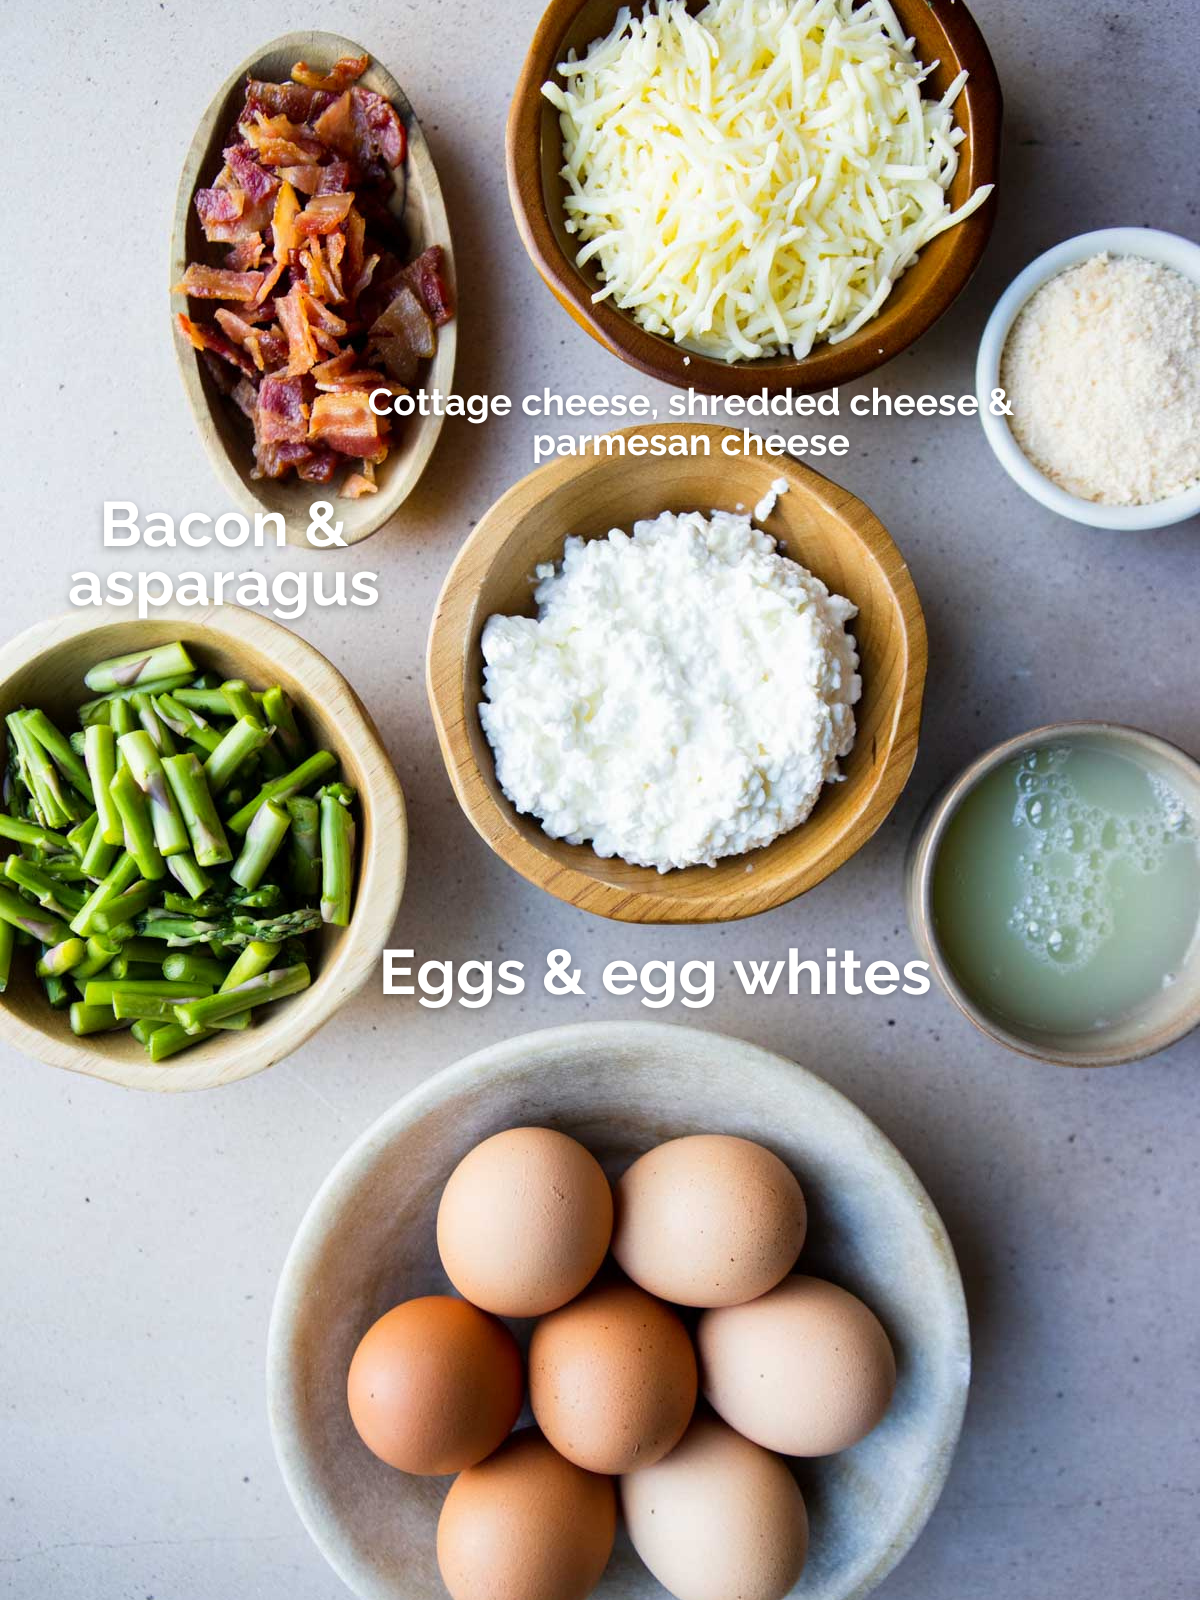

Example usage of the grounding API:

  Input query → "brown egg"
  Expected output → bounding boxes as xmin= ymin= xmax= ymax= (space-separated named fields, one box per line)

xmin=437 ymin=1427 xmax=616 ymax=1600
xmin=698 ymin=1274 xmax=896 ymax=1456
xmin=346 ymin=1296 xmax=523 ymax=1474
xmin=529 ymin=1281 xmax=697 ymax=1474
xmin=437 ymin=1127 xmax=613 ymax=1317
xmin=612 ymin=1135 xmax=806 ymax=1308
xmin=620 ymin=1414 xmax=808 ymax=1600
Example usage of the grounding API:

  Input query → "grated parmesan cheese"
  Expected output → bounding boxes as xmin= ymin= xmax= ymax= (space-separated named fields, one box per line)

xmin=543 ymin=0 xmax=992 ymax=363
xmin=1000 ymin=253 xmax=1200 ymax=506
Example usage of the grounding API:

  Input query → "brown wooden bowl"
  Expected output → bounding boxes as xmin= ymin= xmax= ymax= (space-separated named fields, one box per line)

xmin=507 ymin=0 xmax=1001 ymax=396
xmin=426 ymin=424 xmax=926 ymax=923
xmin=171 ymin=32 xmax=457 ymax=547
xmin=0 ymin=607 xmax=407 ymax=1092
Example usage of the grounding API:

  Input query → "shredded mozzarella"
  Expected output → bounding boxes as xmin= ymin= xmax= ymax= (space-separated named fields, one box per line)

xmin=544 ymin=0 xmax=993 ymax=363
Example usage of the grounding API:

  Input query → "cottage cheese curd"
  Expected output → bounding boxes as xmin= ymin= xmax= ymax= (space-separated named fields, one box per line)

xmin=479 ymin=508 xmax=861 ymax=872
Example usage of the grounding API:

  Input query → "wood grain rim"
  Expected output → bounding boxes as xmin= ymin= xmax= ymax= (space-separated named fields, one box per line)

xmin=507 ymin=0 xmax=1002 ymax=396
xmin=0 ymin=605 xmax=407 ymax=1092
xmin=170 ymin=31 xmax=458 ymax=547
xmin=426 ymin=424 xmax=927 ymax=923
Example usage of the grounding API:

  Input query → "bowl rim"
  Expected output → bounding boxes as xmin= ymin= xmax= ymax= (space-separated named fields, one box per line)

xmin=975 ymin=227 xmax=1200 ymax=531
xmin=425 ymin=424 xmax=928 ymax=924
xmin=266 ymin=1019 xmax=972 ymax=1600
xmin=170 ymin=29 xmax=458 ymax=547
xmin=507 ymin=0 xmax=1002 ymax=396
xmin=906 ymin=719 xmax=1200 ymax=1067
xmin=0 ymin=604 xmax=407 ymax=1092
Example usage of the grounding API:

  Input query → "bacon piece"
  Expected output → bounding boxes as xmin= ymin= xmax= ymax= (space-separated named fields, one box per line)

xmin=296 ymin=446 xmax=339 ymax=483
xmin=272 ymin=181 xmax=302 ymax=262
xmin=224 ymin=235 xmax=265 ymax=271
xmin=255 ymin=259 xmax=287 ymax=305
xmin=174 ymin=264 xmax=263 ymax=301
xmin=276 ymin=163 xmax=325 ymax=195
xmin=244 ymin=79 xmax=333 ymax=123
xmin=316 ymin=160 xmax=357 ymax=195
xmin=225 ymin=142 xmax=278 ymax=204
xmin=313 ymin=92 xmax=356 ymax=156
xmin=231 ymin=376 xmax=259 ymax=419
xmin=291 ymin=54 xmax=369 ymax=93
xmin=352 ymin=87 xmax=406 ymax=168
xmin=402 ymin=246 xmax=454 ymax=326
xmin=240 ymin=112 xmax=324 ymax=167
xmin=214 ymin=307 xmax=265 ymax=367
xmin=177 ymin=313 xmax=257 ymax=377
xmin=256 ymin=374 xmax=309 ymax=444
xmin=308 ymin=391 xmax=388 ymax=460
xmin=367 ymin=284 xmax=434 ymax=385
xmin=295 ymin=192 xmax=354 ymax=239
xmin=195 ymin=186 xmax=243 ymax=235
xmin=342 ymin=460 xmax=378 ymax=497
xmin=275 ymin=284 xmax=320 ymax=375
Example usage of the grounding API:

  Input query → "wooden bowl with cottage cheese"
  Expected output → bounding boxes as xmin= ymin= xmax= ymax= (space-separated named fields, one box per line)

xmin=426 ymin=424 xmax=926 ymax=923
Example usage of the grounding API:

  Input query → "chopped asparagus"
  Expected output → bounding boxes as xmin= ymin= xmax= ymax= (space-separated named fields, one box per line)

xmin=84 ymin=642 xmax=196 ymax=694
xmin=163 ymin=753 xmax=232 ymax=866
xmin=320 ymin=790 xmax=355 ymax=926
xmin=231 ymin=800 xmax=290 ymax=891
xmin=226 ymin=751 xmax=338 ymax=835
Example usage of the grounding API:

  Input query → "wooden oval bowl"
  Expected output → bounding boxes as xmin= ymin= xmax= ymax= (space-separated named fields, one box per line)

xmin=269 ymin=1022 xmax=970 ymax=1600
xmin=508 ymin=0 xmax=1001 ymax=396
xmin=171 ymin=32 xmax=457 ymax=546
xmin=0 ymin=606 xmax=406 ymax=1092
xmin=426 ymin=425 xmax=926 ymax=923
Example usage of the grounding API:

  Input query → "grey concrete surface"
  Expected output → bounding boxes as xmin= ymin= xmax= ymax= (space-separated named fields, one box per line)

xmin=2 ymin=1 xmax=1197 ymax=1597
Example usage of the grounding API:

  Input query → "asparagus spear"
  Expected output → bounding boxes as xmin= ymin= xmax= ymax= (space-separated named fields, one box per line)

xmin=68 ymin=1002 xmax=129 ymax=1036
xmin=130 ymin=1018 xmax=167 ymax=1047
xmin=70 ymin=852 xmax=140 ymax=936
xmin=84 ymin=725 xmax=123 ymax=846
xmin=35 ymin=938 xmax=87 ymax=978
xmin=286 ymin=796 xmax=321 ymax=899
xmin=231 ymin=800 xmax=290 ymax=890
xmin=154 ymin=694 xmax=222 ymax=755
xmin=90 ymin=880 xmax=162 ymax=934
xmin=84 ymin=642 xmax=195 ymax=694
xmin=118 ymin=731 xmax=190 ymax=858
xmin=174 ymin=962 xmax=310 ymax=1033
xmin=110 ymin=764 xmax=165 ymax=880
xmin=319 ymin=789 xmax=355 ymax=926
xmin=67 ymin=812 xmax=99 ymax=860
xmin=0 ymin=886 xmax=71 ymax=945
xmin=148 ymin=1022 xmax=215 ymax=1061
xmin=0 ymin=813 xmax=70 ymax=852
xmin=7 ymin=712 xmax=76 ymax=827
xmin=261 ymin=686 xmax=304 ymax=764
xmin=131 ymin=692 xmax=176 ymax=756
xmin=226 ymin=751 xmax=337 ymax=835
xmin=221 ymin=680 xmax=259 ymax=723
xmin=173 ymin=688 xmax=236 ymax=718
xmin=80 ymin=824 xmax=119 ymax=881
xmin=162 ymin=754 xmax=232 ymax=866
xmin=110 ymin=697 xmax=137 ymax=740
xmin=162 ymin=952 xmax=231 ymax=986
xmin=21 ymin=709 xmax=94 ymax=803
xmin=112 ymin=992 xmax=210 ymax=1022
xmin=165 ymin=851 xmax=213 ymax=900
xmin=73 ymin=936 xmax=123 ymax=982
xmin=0 ymin=920 xmax=13 ymax=993
xmin=202 ymin=716 xmax=271 ymax=797
xmin=221 ymin=939 xmax=277 ymax=989
xmin=42 ymin=972 xmax=74 ymax=1009
xmin=5 ymin=857 xmax=86 ymax=919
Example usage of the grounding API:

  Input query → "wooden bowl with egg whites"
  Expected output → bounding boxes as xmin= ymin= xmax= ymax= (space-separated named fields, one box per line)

xmin=427 ymin=424 xmax=926 ymax=923
xmin=507 ymin=0 xmax=1001 ymax=395
xmin=268 ymin=1021 xmax=971 ymax=1600
xmin=171 ymin=32 xmax=457 ymax=547
xmin=0 ymin=605 xmax=407 ymax=1093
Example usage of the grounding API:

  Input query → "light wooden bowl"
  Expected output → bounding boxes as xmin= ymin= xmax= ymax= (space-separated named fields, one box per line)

xmin=268 ymin=1021 xmax=971 ymax=1600
xmin=427 ymin=425 xmax=926 ymax=923
xmin=0 ymin=606 xmax=406 ymax=1093
xmin=171 ymin=32 xmax=457 ymax=547
xmin=508 ymin=0 xmax=1001 ymax=396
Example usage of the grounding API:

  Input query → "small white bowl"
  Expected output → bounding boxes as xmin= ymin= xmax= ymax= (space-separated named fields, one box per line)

xmin=976 ymin=227 xmax=1200 ymax=531
xmin=267 ymin=1022 xmax=970 ymax=1600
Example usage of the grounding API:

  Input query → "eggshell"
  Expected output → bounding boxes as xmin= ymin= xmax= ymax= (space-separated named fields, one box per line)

xmin=612 ymin=1134 xmax=806 ymax=1308
xmin=620 ymin=1413 xmax=808 ymax=1600
xmin=346 ymin=1296 xmax=523 ymax=1474
xmin=437 ymin=1427 xmax=616 ymax=1600
xmin=529 ymin=1280 xmax=697 ymax=1474
xmin=437 ymin=1127 xmax=613 ymax=1317
xmin=698 ymin=1274 xmax=896 ymax=1456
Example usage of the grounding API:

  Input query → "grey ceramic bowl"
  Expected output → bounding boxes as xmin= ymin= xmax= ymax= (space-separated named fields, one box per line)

xmin=267 ymin=1022 xmax=969 ymax=1600
xmin=907 ymin=722 xmax=1200 ymax=1067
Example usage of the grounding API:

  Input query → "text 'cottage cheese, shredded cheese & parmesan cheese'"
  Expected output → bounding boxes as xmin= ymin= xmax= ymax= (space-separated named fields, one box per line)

xmin=478 ymin=503 xmax=861 ymax=873
xmin=1000 ymin=253 xmax=1200 ymax=506
xmin=543 ymin=0 xmax=993 ymax=363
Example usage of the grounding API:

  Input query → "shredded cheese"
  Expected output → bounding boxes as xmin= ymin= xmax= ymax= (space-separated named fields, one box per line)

xmin=544 ymin=0 xmax=993 ymax=363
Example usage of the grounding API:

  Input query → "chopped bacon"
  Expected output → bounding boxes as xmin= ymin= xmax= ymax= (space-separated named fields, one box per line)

xmin=402 ymin=246 xmax=455 ymax=326
xmin=308 ymin=391 xmax=388 ymax=460
xmin=178 ymin=313 xmax=257 ymax=377
xmin=225 ymin=142 xmax=279 ymax=204
xmin=174 ymin=264 xmax=263 ymax=301
xmin=295 ymin=192 xmax=354 ymax=239
xmin=291 ymin=54 xmax=369 ymax=93
xmin=275 ymin=283 xmax=320 ymax=375
xmin=178 ymin=53 xmax=452 ymax=494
